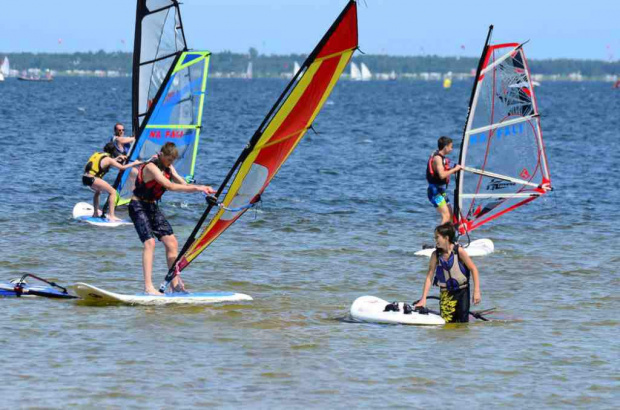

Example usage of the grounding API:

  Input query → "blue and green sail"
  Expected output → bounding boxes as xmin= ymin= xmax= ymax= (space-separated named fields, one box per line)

xmin=111 ymin=0 xmax=210 ymax=206
xmin=116 ymin=52 xmax=210 ymax=204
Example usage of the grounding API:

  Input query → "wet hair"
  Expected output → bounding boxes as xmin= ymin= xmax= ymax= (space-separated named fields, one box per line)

xmin=113 ymin=122 xmax=124 ymax=136
xmin=103 ymin=142 xmax=117 ymax=156
xmin=160 ymin=142 xmax=178 ymax=159
xmin=437 ymin=136 xmax=453 ymax=150
xmin=435 ymin=222 xmax=456 ymax=243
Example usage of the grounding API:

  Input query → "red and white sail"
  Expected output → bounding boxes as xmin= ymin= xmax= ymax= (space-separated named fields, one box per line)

xmin=454 ymin=26 xmax=551 ymax=234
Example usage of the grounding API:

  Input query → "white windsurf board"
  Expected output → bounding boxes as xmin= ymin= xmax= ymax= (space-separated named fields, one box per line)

xmin=350 ymin=296 xmax=445 ymax=325
xmin=414 ymin=238 xmax=494 ymax=257
xmin=72 ymin=202 xmax=132 ymax=227
xmin=74 ymin=282 xmax=253 ymax=305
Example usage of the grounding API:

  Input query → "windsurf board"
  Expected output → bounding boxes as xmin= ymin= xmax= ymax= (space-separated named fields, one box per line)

xmin=414 ymin=238 xmax=494 ymax=257
xmin=350 ymin=296 xmax=445 ymax=325
xmin=74 ymin=283 xmax=253 ymax=306
xmin=72 ymin=202 xmax=132 ymax=227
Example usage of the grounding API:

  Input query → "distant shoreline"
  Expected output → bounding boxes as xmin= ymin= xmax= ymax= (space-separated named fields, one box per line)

xmin=1 ymin=51 xmax=619 ymax=82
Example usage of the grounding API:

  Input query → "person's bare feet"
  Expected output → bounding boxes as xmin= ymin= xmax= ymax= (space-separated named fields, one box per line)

xmin=107 ymin=216 xmax=122 ymax=222
xmin=144 ymin=287 xmax=160 ymax=295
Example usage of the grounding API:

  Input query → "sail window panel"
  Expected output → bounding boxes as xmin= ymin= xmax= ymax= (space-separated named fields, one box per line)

xmin=466 ymin=118 xmax=543 ymax=182
xmin=149 ymin=59 xmax=206 ymax=127
xmin=146 ymin=0 xmax=175 ymax=12
xmin=138 ymin=55 xmax=176 ymax=123
xmin=140 ymin=8 xmax=184 ymax=65
xmin=465 ymin=45 xmax=544 ymax=200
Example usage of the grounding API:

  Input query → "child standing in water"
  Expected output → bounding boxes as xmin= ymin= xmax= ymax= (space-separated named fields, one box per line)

xmin=414 ymin=222 xmax=481 ymax=323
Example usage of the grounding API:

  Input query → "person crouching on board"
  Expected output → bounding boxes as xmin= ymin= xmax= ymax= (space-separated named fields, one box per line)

xmin=426 ymin=136 xmax=462 ymax=225
xmin=128 ymin=142 xmax=215 ymax=295
xmin=414 ymin=223 xmax=481 ymax=323
xmin=83 ymin=142 xmax=142 ymax=222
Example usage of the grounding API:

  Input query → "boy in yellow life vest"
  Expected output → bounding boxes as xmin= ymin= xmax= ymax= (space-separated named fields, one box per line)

xmin=82 ymin=142 xmax=142 ymax=222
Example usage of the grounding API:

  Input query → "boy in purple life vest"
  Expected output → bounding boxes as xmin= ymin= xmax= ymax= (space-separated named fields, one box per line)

xmin=414 ymin=223 xmax=481 ymax=323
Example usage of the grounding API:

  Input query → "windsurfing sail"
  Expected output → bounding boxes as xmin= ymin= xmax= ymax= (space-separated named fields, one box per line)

xmin=160 ymin=0 xmax=359 ymax=290
xmin=246 ymin=61 xmax=253 ymax=79
xmin=0 ymin=57 xmax=9 ymax=77
xmin=454 ymin=26 xmax=552 ymax=234
xmin=111 ymin=0 xmax=210 ymax=206
xmin=350 ymin=61 xmax=362 ymax=80
xmin=360 ymin=62 xmax=372 ymax=80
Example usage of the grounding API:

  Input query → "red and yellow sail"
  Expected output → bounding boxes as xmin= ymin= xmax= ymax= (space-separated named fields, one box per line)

xmin=175 ymin=1 xmax=358 ymax=273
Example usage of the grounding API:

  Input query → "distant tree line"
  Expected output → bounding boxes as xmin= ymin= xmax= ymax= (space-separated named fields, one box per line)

xmin=2 ymin=50 xmax=620 ymax=77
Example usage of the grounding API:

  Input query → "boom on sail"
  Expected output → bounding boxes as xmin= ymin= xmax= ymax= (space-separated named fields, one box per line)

xmin=160 ymin=0 xmax=359 ymax=291
xmin=454 ymin=26 xmax=552 ymax=234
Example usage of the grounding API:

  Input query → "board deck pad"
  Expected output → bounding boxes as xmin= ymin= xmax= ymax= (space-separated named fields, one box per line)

xmin=350 ymin=296 xmax=445 ymax=325
xmin=72 ymin=202 xmax=132 ymax=227
xmin=414 ymin=238 xmax=494 ymax=257
xmin=74 ymin=283 xmax=253 ymax=305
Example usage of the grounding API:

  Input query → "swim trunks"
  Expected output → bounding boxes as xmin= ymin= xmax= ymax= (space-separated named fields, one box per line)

xmin=439 ymin=287 xmax=470 ymax=323
xmin=128 ymin=199 xmax=173 ymax=243
xmin=427 ymin=183 xmax=449 ymax=208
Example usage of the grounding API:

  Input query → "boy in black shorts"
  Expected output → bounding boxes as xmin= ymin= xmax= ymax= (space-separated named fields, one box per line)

xmin=128 ymin=142 xmax=215 ymax=295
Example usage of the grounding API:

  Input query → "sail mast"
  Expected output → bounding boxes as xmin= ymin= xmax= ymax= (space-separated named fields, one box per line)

xmin=454 ymin=25 xmax=493 ymax=230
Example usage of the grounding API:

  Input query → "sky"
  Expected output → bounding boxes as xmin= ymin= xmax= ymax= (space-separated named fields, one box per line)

xmin=1 ymin=0 xmax=619 ymax=60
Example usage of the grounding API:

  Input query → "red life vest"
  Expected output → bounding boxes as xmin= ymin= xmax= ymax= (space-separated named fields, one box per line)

xmin=426 ymin=150 xmax=451 ymax=186
xmin=133 ymin=158 xmax=172 ymax=201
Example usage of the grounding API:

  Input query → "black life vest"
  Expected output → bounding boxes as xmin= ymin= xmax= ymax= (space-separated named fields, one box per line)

xmin=426 ymin=150 xmax=450 ymax=186
xmin=133 ymin=157 xmax=172 ymax=201
xmin=433 ymin=244 xmax=470 ymax=291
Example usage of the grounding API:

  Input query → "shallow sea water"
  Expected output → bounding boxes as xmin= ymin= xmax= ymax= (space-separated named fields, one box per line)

xmin=0 ymin=76 xmax=618 ymax=408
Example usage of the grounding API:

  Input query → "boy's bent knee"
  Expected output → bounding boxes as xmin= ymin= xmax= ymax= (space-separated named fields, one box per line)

xmin=143 ymin=238 xmax=156 ymax=249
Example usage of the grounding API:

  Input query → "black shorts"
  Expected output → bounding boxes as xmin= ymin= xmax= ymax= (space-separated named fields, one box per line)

xmin=82 ymin=175 xmax=95 ymax=187
xmin=128 ymin=199 xmax=174 ymax=243
xmin=439 ymin=287 xmax=470 ymax=323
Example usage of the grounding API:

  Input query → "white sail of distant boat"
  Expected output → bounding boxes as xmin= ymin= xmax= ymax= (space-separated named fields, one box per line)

xmin=246 ymin=61 xmax=253 ymax=79
xmin=360 ymin=62 xmax=372 ymax=80
xmin=350 ymin=61 xmax=362 ymax=80
xmin=0 ymin=57 xmax=8 ymax=81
